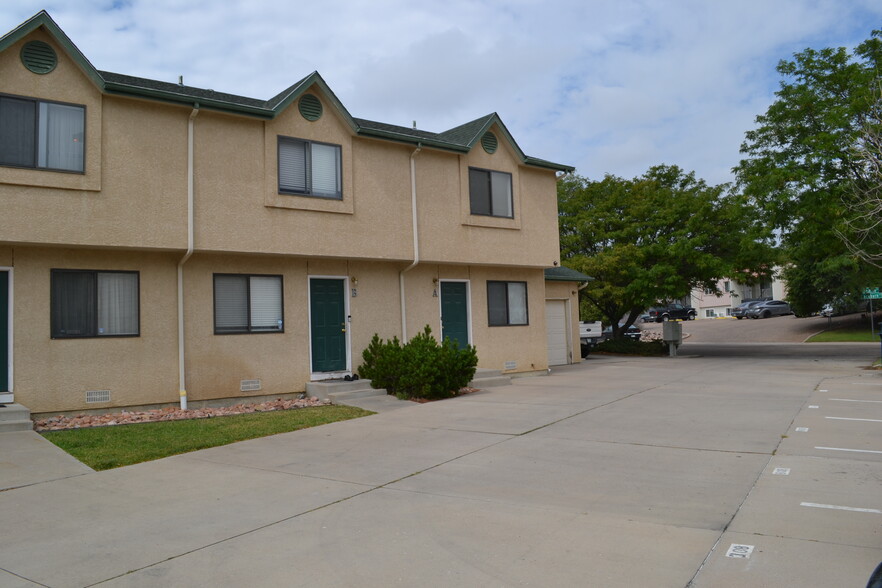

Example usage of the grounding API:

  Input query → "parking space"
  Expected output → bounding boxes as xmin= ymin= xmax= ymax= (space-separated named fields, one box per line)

xmin=692 ymin=372 xmax=882 ymax=586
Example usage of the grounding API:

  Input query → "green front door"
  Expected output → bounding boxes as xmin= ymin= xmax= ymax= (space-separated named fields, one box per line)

xmin=440 ymin=281 xmax=469 ymax=349
xmin=310 ymin=278 xmax=347 ymax=373
xmin=0 ymin=271 xmax=7 ymax=392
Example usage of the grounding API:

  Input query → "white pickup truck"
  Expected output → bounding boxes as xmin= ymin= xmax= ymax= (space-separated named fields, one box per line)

xmin=579 ymin=321 xmax=603 ymax=357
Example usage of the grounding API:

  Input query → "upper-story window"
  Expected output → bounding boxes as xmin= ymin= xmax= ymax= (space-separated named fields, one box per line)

xmin=469 ymin=167 xmax=513 ymax=218
xmin=278 ymin=136 xmax=342 ymax=199
xmin=0 ymin=94 xmax=85 ymax=173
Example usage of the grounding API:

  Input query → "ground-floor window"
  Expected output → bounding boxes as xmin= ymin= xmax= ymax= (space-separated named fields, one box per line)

xmin=487 ymin=281 xmax=528 ymax=326
xmin=51 ymin=270 xmax=139 ymax=338
xmin=705 ymin=309 xmax=716 ymax=318
xmin=214 ymin=274 xmax=283 ymax=334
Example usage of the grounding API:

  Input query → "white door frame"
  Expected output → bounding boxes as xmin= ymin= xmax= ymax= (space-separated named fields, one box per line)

xmin=437 ymin=279 xmax=472 ymax=345
xmin=307 ymin=275 xmax=352 ymax=381
xmin=0 ymin=267 xmax=12 ymax=403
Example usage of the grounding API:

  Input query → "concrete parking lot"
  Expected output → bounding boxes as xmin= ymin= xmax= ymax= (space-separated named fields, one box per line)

xmin=0 ymin=342 xmax=880 ymax=587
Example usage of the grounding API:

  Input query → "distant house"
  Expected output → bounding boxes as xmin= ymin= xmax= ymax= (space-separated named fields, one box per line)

xmin=0 ymin=12 xmax=577 ymax=414
xmin=690 ymin=274 xmax=788 ymax=318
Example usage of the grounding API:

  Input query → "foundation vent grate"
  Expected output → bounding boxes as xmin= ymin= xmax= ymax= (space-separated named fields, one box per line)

xmin=85 ymin=390 xmax=111 ymax=403
xmin=240 ymin=379 xmax=262 ymax=392
xmin=504 ymin=361 xmax=517 ymax=371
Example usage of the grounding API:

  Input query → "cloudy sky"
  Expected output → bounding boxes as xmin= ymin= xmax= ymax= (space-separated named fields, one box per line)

xmin=2 ymin=1 xmax=880 ymax=184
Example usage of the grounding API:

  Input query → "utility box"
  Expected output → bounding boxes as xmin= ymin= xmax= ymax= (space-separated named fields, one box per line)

xmin=662 ymin=321 xmax=682 ymax=345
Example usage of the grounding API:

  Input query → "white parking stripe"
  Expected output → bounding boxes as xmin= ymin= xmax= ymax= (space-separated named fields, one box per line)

xmin=825 ymin=417 xmax=882 ymax=423
xmin=815 ymin=446 xmax=882 ymax=454
xmin=801 ymin=502 xmax=882 ymax=514
xmin=829 ymin=398 xmax=882 ymax=403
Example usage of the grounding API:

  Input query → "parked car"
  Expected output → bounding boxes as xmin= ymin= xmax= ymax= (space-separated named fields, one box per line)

xmin=579 ymin=321 xmax=603 ymax=357
xmin=602 ymin=324 xmax=642 ymax=341
xmin=748 ymin=300 xmax=792 ymax=319
xmin=820 ymin=298 xmax=868 ymax=317
xmin=647 ymin=304 xmax=696 ymax=322
xmin=732 ymin=300 xmax=764 ymax=320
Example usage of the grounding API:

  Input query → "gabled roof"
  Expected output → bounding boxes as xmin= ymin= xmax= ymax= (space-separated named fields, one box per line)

xmin=0 ymin=10 xmax=104 ymax=89
xmin=544 ymin=266 xmax=594 ymax=283
xmin=1 ymin=11 xmax=573 ymax=172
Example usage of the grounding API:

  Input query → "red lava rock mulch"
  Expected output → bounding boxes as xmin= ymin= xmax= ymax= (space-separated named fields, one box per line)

xmin=34 ymin=397 xmax=331 ymax=432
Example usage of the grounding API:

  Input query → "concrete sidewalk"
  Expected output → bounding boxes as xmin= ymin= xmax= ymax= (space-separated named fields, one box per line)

xmin=0 ymin=349 xmax=880 ymax=587
xmin=0 ymin=431 xmax=92 ymax=491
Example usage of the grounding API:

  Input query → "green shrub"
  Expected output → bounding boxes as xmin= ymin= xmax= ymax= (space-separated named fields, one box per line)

xmin=358 ymin=334 xmax=404 ymax=392
xmin=593 ymin=338 xmax=666 ymax=356
xmin=358 ymin=326 xmax=478 ymax=400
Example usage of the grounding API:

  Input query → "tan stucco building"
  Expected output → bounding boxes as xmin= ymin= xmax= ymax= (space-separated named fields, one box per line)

xmin=0 ymin=12 xmax=581 ymax=415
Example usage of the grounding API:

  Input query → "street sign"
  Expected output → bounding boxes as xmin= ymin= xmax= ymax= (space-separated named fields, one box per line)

xmin=864 ymin=287 xmax=882 ymax=300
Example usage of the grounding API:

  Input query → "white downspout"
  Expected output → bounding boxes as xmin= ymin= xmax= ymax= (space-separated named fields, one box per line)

xmin=399 ymin=143 xmax=422 ymax=340
xmin=177 ymin=106 xmax=199 ymax=410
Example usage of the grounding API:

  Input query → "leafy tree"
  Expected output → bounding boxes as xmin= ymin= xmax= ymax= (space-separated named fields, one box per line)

xmin=840 ymin=87 xmax=882 ymax=268
xmin=735 ymin=31 xmax=882 ymax=315
xmin=558 ymin=165 xmax=773 ymax=339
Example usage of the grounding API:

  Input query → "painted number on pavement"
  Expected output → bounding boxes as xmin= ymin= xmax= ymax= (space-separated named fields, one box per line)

xmin=726 ymin=544 xmax=755 ymax=559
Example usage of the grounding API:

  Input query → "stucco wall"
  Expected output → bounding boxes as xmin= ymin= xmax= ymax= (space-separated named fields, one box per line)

xmin=2 ymin=30 xmax=560 ymax=268
xmin=1 ymin=25 xmax=564 ymax=413
xmin=7 ymin=246 xmax=551 ymax=412
xmin=9 ymin=247 xmax=179 ymax=413
xmin=0 ymin=31 xmax=101 ymax=194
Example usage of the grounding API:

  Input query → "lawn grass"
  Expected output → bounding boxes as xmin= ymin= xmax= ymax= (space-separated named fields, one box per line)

xmin=807 ymin=327 xmax=881 ymax=342
xmin=42 ymin=405 xmax=373 ymax=470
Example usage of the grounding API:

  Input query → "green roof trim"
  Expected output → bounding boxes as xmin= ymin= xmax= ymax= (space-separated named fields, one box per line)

xmin=544 ymin=267 xmax=594 ymax=282
xmin=0 ymin=10 xmax=105 ymax=89
xmin=1 ymin=11 xmax=574 ymax=172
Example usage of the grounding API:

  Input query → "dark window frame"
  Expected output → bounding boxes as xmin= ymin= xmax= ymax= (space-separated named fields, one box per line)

xmin=0 ymin=92 xmax=86 ymax=174
xmin=277 ymin=135 xmax=343 ymax=200
xmin=486 ymin=280 xmax=529 ymax=326
xmin=50 ymin=269 xmax=140 ymax=339
xmin=468 ymin=167 xmax=514 ymax=219
xmin=213 ymin=273 xmax=285 ymax=335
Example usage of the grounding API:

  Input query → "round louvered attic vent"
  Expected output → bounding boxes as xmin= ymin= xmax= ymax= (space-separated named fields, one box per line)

xmin=21 ymin=40 xmax=57 ymax=74
xmin=481 ymin=131 xmax=498 ymax=154
xmin=299 ymin=94 xmax=323 ymax=121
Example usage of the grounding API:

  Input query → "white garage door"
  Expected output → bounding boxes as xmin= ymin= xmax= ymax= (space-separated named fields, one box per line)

xmin=545 ymin=300 xmax=569 ymax=366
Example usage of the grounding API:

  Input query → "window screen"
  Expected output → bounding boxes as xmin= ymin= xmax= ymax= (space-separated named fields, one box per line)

xmin=214 ymin=274 xmax=283 ymax=334
xmin=487 ymin=281 xmax=528 ymax=326
xmin=469 ymin=168 xmax=513 ymax=218
xmin=51 ymin=270 xmax=139 ymax=338
xmin=0 ymin=95 xmax=84 ymax=172
xmin=278 ymin=137 xmax=341 ymax=199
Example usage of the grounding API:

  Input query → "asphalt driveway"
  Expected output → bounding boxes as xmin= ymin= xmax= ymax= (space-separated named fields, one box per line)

xmin=0 ymin=343 xmax=880 ymax=587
